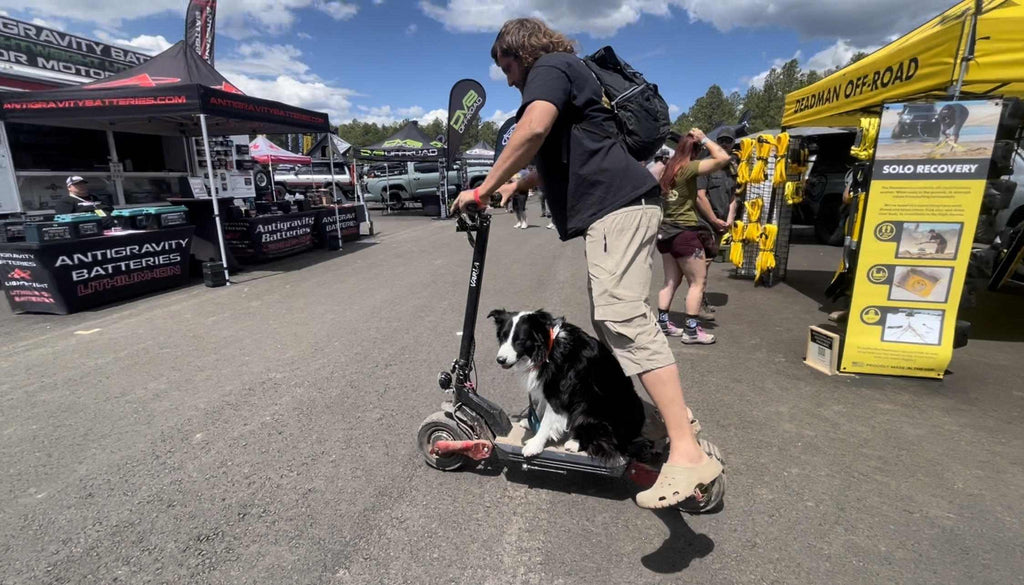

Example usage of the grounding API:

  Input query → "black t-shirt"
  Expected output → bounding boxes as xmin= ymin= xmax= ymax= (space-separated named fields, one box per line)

xmin=696 ymin=169 xmax=736 ymax=221
xmin=516 ymin=52 xmax=658 ymax=240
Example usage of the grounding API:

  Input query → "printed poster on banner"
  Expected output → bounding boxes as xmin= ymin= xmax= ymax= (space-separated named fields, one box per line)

xmin=841 ymin=99 xmax=1001 ymax=379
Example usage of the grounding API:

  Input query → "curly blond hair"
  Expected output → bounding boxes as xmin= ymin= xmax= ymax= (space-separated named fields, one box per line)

xmin=490 ymin=18 xmax=577 ymax=71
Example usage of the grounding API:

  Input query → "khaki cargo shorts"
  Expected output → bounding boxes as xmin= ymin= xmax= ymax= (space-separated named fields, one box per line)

xmin=585 ymin=200 xmax=675 ymax=377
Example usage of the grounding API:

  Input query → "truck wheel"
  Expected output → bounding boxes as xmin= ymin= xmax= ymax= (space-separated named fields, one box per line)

xmin=815 ymin=194 xmax=844 ymax=246
xmin=470 ymin=177 xmax=485 ymax=189
xmin=384 ymin=190 xmax=404 ymax=210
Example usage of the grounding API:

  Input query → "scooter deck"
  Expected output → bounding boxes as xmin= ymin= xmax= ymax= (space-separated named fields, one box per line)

xmin=492 ymin=421 xmax=628 ymax=477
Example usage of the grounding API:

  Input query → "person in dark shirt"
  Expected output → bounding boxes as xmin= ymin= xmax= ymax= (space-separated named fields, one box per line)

xmin=927 ymin=229 xmax=948 ymax=254
xmin=450 ymin=17 xmax=722 ymax=509
xmin=54 ymin=176 xmax=107 ymax=215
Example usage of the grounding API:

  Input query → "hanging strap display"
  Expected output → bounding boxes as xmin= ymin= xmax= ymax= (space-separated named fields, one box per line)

xmin=736 ymin=138 xmax=756 ymax=185
xmin=743 ymin=197 xmax=764 ymax=241
xmin=755 ymin=224 xmax=778 ymax=284
xmin=749 ymin=135 xmax=774 ymax=183
xmin=729 ymin=220 xmax=746 ymax=268
xmin=772 ymin=133 xmax=790 ymax=185
xmin=850 ymin=116 xmax=880 ymax=161
xmin=784 ymin=181 xmax=804 ymax=205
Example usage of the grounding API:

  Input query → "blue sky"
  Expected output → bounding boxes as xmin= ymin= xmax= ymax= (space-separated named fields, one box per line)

xmin=0 ymin=0 xmax=956 ymax=133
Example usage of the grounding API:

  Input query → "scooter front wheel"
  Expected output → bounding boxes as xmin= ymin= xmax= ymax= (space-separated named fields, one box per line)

xmin=417 ymin=412 xmax=470 ymax=471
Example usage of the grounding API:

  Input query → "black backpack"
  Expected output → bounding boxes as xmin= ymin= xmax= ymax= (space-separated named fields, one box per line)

xmin=582 ymin=46 xmax=671 ymax=162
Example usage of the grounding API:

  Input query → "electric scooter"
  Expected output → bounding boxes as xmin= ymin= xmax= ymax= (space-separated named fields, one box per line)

xmin=416 ymin=203 xmax=725 ymax=512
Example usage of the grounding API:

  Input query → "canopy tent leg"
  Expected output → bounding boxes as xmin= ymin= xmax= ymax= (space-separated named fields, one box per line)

xmin=269 ymin=162 xmax=277 ymax=202
xmin=439 ymin=159 xmax=449 ymax=220
xmin=106 ymin=130 xmax=125 ymax=207
xmin=199 ymin=114 xmax=230 ymax=286
xmin=329 ymin=139 xmax=343 ymax=249
xmin=352 ymin=160 xmax=372 ymax=235
xmin=953 ymin=0 xmax=984 ymax=98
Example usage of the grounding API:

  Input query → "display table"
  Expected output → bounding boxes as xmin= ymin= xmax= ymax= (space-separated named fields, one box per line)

xmin=169 ymin=199 xmax=366 ymax=267
xmin=0 ymin=226 xmax=194 ymax=315
xmin=314 ymin=204 xmax=362 ymax=244
xmin=167 ymin=197 xmax=244 ymax=270
xmin=222 ymin=209 xmax=320 ymax=262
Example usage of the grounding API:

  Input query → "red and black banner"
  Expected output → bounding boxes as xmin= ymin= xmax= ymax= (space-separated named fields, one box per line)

xmin=185 ymin=0 xmax=217 ymax=65
xmin=445 ymin=79 xmax=485 ymax=168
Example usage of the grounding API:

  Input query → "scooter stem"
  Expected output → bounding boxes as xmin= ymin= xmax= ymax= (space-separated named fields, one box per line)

xmin=455 ymin=213 xmax=491 ymax=384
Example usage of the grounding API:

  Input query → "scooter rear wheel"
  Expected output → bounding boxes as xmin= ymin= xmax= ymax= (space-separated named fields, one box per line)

xmin=417 ymin=412 xmax=470 ymax=471
xmin=677 ymin=438 xmax=726 ymax=514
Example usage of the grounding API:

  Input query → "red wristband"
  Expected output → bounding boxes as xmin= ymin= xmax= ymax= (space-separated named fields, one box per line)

xmin=472 ymin=188 xmax=483 ymax=206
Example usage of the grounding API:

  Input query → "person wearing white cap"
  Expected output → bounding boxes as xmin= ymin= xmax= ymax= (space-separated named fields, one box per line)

xmin=55 ymin=176 xmax=106 ymax=215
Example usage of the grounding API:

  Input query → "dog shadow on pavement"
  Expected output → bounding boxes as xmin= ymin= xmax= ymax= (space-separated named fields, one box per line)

xmin=641 ymin=509 xmax=716 ymax=573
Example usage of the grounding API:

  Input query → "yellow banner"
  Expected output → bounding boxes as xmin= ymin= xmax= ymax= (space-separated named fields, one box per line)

xmin=841 ymin=99 xmax=1000 ymax=378
xmin=783 ymin=8 xmax=967 ymax=127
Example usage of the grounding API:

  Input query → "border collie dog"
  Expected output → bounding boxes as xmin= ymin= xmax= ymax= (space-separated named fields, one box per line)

xmin=487 ymin=309 xmax=646 ymax=460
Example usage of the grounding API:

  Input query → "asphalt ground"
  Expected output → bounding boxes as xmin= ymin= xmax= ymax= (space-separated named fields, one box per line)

xmin=2 ymin=205 xmax=1022 ymax=585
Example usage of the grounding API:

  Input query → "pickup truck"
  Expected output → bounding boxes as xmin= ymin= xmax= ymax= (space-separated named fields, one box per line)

xmin=274 ymin=161 xmax=355 ymax=200
xmin=361 ymin=161 xmax=491 ymax=209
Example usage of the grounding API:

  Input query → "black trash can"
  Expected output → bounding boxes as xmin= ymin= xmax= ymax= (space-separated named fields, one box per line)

xmin=421 ymin=194 xmax=441 ymax=217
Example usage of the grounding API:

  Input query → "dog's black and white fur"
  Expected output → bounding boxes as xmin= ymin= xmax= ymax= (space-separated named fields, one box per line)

xmin=487 ymin=309 xmax=645 ymax=460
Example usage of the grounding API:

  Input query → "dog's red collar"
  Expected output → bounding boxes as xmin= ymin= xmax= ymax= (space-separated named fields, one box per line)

xmin=532 ymin=327 xmax=557 ymax=372
xmin=532 ymin=326 xmax=558 ymax=371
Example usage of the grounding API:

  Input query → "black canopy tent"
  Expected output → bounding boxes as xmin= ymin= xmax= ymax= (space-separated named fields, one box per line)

xmin=355 ymin=121 xmax=451 ymax=214
xmin=0 ymin=40 xmax=333 ymax=283
xmin=356 ymin=121 xmax=446 ymax=162
xmin=307 ymin=133 xmax=352 ymax=160
xmin=0 ymin=41 xmax=329 ymax=135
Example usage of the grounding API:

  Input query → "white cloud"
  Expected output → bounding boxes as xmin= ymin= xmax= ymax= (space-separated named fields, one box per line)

xmin=0 ymin=1 xmax=359 ymax=41
xmin=219 ymin=43 xmax=314 ymax=80
xmin=373 ymin=0 xmax=385 ymax=4
xmin=488 ymin=109 xmax=514 ymax=123
xmin=805 ymin=39 xmax=880 ymax=72
xmin=30 ymin=17 xmax=65 ymax=30
xmin=350 ymin=105 xmax=446 ymax=125
xmin=744 ymin=51 xmax=801 ymax=88
xmin=0 ymin=1 xmax=180 ymax=25
xmin=226 ymin=72 xmax=358 ymax=122
xmin=673 ymin=0 xmax=952 ymax=44
xmin=315 ymin=1 xmax=359 ymax=20
xmin=668 ymin=103 xmax=680 ymax=116
xmin=744 ymin=39 xmax=879 ymax=89
xmin=406 ymin=23 xmax=418 ymax=35
xmin=418 ymin=0 xmax=952 ymax=44
xmin=297 ymin=32 xmax=313 ymax=39
xmin=91 ymin=30 xmax=173 ymax=55
xmin=489 ymin=64 xmax=505 ymax=81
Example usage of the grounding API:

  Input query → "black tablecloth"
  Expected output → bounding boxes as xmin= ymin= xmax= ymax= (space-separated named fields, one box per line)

xmin=167 ymin=197 xmax=243 ymax=270
xmin=169 ymin=199 xmax=366 ymax=267
xmin=223 ymin=210 xmax=321 ymax=262
xmin=314 ymin=205 xmax=361 ymax=244
xmin=0 ymin=226 xmax=194 ymax=315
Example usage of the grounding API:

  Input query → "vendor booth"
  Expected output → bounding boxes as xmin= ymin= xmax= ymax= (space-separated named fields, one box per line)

xmin=249 ymin=135 xmax=311 ymax=200
xmin=356 ymin=121 xmax=448 ymax=215
xmin=0 ymin=40 xmax=354 ymax=313
xmin=781 ymin=0 xmax=1024 ymax=378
